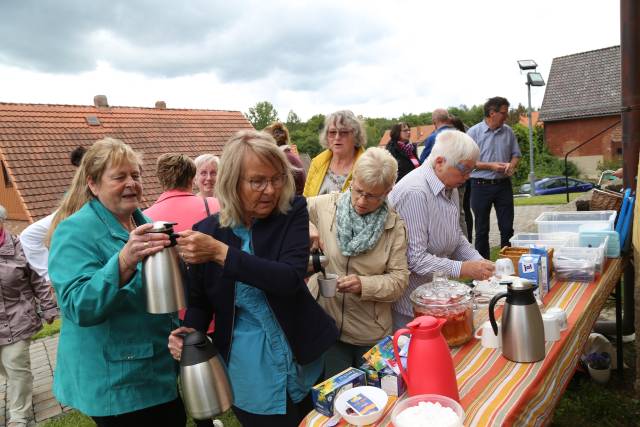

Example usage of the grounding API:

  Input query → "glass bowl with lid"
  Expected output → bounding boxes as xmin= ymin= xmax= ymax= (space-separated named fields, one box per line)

xmin=410 ymin=280 xmax=474 ymax=347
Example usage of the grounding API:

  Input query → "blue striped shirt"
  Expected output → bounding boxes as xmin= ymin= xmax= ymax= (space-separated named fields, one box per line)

xmin=388 ymin=165 xmax=483 ymax=316
xmin=467 ymin=120 xmax=521 ymax=180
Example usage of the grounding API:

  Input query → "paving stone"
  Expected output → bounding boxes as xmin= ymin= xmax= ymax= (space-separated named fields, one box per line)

xmin=35 ymin=404 xmax=61 ymax=422
xmin=33 ymin=390 xmax=55 ymax=404
xmin=34 ymin=397 xmax=59 ymax=412
xmin=33 ymin=378 xmax=53 ymax=389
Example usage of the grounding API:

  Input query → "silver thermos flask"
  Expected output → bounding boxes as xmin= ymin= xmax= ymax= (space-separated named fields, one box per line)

xmin=142 ymin=221 xmax=186 ymax=314
xmin=181 ymin=331 xmax=234 ymax=419
xmin=489 ymin=280 xmax=545 ymax=363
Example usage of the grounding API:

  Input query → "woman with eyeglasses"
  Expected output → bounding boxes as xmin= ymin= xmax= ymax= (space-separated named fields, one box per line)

xmin=303 ymin=110 xmax=366 ymax=197
xmin=167 ymin=131 xmax=338 ymax=427
xmin=307 ymin=147 xmax=409 ymax=378
xmin=385 ymin=122 xmax=420 ymax=182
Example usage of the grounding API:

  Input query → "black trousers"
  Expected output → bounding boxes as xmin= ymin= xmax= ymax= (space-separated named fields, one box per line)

xmin=463 ymin=180 xmax=473 ymax=242
xmin=91 ymin=396 xmax=186 ymax=427
xmin=470 ymin=179 xmax=514 ymax=259
xmin=229 ymin=392 xmax=314 ymax=427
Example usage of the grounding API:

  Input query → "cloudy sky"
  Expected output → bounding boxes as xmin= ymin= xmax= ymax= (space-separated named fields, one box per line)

xmin=0 ymin=0 xmax=620 ymax=120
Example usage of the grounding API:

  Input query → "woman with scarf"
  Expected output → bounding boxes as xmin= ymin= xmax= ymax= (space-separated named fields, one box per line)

xmin=385 ymin=122 xmax=420 ymax=182
xmin=307 ymin=147 xmax=409 ymax=378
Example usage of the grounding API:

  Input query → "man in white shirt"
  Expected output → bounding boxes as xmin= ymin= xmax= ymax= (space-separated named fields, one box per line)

xmin=388 ymin=130 xmax=494 ymax=330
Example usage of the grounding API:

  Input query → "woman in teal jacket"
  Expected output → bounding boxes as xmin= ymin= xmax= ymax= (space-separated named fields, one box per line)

xmin=48 ymin=137 xmax=185 ymax=425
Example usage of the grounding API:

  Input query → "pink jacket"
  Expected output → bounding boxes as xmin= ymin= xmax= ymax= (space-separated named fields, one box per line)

xmin=0 ymin=232 xmax=57 ymax=345
xmin=144 ymin=190 xmax=220 ymax=232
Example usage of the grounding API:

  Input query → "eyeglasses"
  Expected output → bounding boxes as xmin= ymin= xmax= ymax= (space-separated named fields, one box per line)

xmin=351 ymin=185 xmax=387 ymax=202
xmin=199 ymin=170 xmax=217 ymax=177
xmin=244 ymin=174 xmax=286 ymax=192
xmin=401 ymin=129 xmax=411 ymax=133
xmin=453 ymin=163 xmax=477 ymax=175
xmin=493 ymin=109 xmax=509 ymax=117
xmin=327 ymin=129 xmax=353 ymax=139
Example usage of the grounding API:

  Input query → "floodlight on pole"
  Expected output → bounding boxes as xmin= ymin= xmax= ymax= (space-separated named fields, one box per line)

xmin=517 ymin=61 xmax=545 ymax=195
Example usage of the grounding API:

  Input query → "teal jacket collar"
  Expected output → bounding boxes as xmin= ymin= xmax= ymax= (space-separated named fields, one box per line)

xmin=88 ymin=198 xmax=148 ymax=241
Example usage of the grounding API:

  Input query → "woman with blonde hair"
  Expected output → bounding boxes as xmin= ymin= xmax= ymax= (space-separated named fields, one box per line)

xmin=168 ymin=130 xmax=338 ymax=427
xmin=194 ymin=154 xmax=219 ymax=205
xmin=303 ymin=110 xmax=366 ymax=197
xmin=47 ymin=137 xmax=185 ymax=425
xmin=307 ymin=147 xmax=409 ymax=376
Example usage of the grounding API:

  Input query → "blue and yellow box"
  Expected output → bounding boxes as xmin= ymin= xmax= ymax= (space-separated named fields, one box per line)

xmin=311 ymin=367 xmax=366 ymax=416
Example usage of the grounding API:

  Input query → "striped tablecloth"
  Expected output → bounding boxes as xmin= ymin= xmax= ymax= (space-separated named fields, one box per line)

xmin=301 ymin=258 xmax=623 ymax=427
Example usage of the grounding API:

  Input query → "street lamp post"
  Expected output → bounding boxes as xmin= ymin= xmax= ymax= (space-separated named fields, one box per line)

xmin=517 ymin=60 xmax=545 ymax=196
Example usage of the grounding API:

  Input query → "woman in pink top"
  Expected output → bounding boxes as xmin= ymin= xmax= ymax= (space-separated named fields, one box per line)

xmin=145 ymin=153 xmax=219 ymax=330
xmin=145 ymin=154 xmax=219 ymax=232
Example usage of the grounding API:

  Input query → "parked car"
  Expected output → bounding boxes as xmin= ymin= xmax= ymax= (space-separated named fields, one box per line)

xmin=519 ymin=176 xmax=594 ymax=195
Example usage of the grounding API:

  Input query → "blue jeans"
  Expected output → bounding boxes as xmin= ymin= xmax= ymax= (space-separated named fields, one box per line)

xmin=470 ymin=179 xmax=514 ymax=259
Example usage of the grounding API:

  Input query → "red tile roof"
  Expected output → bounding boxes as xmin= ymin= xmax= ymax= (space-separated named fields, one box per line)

xmin=378 ymin=125 xmax=435 ymax=146
xmin=0 ymin=102 xmax=253 ymax=221
xmin=519 ymin=111 xmax=540 ymax=127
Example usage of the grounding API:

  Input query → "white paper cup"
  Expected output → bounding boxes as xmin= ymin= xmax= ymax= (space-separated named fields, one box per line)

xmin=546 ymin=307 xmax=568 ymax=331
xmin=318 ymin=273 xmax=338 ymax=298
xmin=542 ymin=313 xmax=561 ymax=341
xmin=474 ymin=320 xmax=501 ymax=348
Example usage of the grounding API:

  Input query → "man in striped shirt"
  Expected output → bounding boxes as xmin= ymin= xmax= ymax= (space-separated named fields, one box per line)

xmin=389 ymin=130 xmax=495 ymax=330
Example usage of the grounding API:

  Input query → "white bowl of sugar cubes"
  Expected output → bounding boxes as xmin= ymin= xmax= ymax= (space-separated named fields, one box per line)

xmin=391 ymin=394 xmax=464 ymax=427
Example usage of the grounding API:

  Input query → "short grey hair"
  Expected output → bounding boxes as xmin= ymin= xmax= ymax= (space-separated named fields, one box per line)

xmin=216 ymin=130 xmax=295 ymax=227
xmin=352 ymin=147 xmax=398 ymax=190
xmin=319 ymin=110 xmax=366 ymax=149
xmin=427 ymin=130 xmax=480 ymax=168
xmin=432 ymin=108 xmax=450 ymax=124
xmin=0 ymin=204 xmax=6 ymax=222
xmin=194 ymin=154 xmax=219 ymax=170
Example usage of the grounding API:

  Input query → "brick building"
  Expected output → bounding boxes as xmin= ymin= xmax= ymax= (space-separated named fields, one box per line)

xmin=539 ymin=46 xmax=621 ymax=178
xmin=0 ymin=96 xmax=253 ymax=233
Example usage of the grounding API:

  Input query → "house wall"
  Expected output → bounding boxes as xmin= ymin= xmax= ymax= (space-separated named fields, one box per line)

xmin=0 ymin=160 xmax=29 ymax=221
xmin=544 ymin=115 xmax=621 ymax=178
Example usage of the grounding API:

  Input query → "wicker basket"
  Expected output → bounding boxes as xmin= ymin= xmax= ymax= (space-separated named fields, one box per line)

xmin=590 ymin=189 xmax=623 ymax=212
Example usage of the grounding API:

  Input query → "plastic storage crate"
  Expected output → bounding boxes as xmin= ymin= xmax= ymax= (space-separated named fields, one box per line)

xmin=509 ymin=232 xmax=577 ymax=249
xmin=554 ymin=235 xmax=609 ymax=276
xmin=535 ymin=211 xmax=617 ymax=234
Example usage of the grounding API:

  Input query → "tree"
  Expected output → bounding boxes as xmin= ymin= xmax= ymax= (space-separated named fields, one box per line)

xmin=245 ymin=101 xmax=279 ymax=130
xmin=286 ymin=110 xmax=302 ymax=132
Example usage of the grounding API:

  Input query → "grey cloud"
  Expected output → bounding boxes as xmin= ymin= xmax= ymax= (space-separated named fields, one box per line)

xmin=0 ymin=0 xmax=385 ymax=85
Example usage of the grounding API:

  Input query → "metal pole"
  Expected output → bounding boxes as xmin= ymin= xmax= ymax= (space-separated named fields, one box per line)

xmin=527 ymin=82 xmax=536 ymax=195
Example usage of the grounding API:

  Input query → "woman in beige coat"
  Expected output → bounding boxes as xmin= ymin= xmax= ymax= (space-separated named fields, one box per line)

xmin=0 ymin=205 xmax=57 ymax=427
xmin=307 ymin=148 xmax=409 ymax=378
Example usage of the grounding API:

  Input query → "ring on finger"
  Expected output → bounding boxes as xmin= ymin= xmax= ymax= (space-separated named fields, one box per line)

xmin=144 ymin=241 xmax=150 ymax=248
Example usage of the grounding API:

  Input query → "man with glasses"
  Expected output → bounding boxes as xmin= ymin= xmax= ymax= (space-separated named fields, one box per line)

xmin=419 ymin=108 xmax=453 ymax=164
xmin=467 ymin=96 xmax=521 ymax=259
xmin=388 ymin=130 xmax=494 ymax=330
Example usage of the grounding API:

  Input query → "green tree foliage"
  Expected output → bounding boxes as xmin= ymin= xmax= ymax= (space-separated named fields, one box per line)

xmin=291 ymin=114 xmax=325 ymax=158
xmin=511 ymin=124 xmax=579 ymax=187
xmin=245 ymin=101 xmax=279 ymax=130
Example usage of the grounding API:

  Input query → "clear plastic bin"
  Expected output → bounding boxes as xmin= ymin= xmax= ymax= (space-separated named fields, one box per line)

xmin=535 ymin=211 xmax=617 ymax=234
xmin=552 ymin=256 xmax=596 ymax=282
xmin=510 ymin=232 xmax=577 ymax=249
xmin=554 ymin=234 xmax=608 ymax=274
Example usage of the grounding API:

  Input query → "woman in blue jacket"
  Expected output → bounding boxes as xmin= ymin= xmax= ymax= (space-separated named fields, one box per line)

xmin=169 ymin=131 xmax=338 ymax=427
xmin=48 ymin=137 xmax=185 ymax=425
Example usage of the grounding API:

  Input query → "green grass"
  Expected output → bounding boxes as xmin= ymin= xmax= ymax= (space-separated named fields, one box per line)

xmin=39 ymin=409 xmax=240 ymax=426
xmin=514 ymin=193 xmax=583 ymax=206
xmin=32 ymin=318 xmax=61 ymax=341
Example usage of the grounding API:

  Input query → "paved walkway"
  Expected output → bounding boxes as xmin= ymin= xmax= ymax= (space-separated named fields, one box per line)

xmin=0 ymin=197 xmax=589 ymax=426
xmin=0 ymin=335 xmax=71 ymax=426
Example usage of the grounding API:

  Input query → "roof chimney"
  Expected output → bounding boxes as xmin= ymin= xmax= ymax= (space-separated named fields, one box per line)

xmin=93 ymin=95 xmax=109 ymax=108
xmin=155 ymin=101 xmax=167 ymax=109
